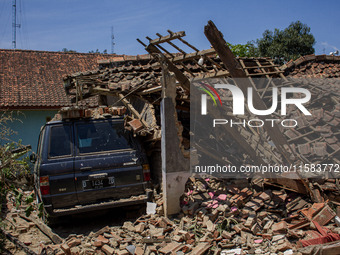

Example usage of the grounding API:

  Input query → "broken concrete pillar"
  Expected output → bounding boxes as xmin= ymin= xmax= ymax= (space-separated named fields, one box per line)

xmin=160 ymin=65 xmax=190 ymax=216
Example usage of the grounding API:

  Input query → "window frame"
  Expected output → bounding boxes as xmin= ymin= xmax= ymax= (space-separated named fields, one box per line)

xmin=47 ymin=124 xmax=73 ymax=159
xmin=75 ymin=120 xmax=134 ymax=156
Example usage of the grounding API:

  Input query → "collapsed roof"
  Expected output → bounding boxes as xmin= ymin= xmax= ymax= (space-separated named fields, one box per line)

xmin=63 ymin=27 xmax=340 ymax=196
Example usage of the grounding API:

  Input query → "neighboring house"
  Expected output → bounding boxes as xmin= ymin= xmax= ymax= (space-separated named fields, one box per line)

xmin=282 ymin=54 xmax=340 ymax=78
xmin=0 ymin=49 xmax=120 ymax=151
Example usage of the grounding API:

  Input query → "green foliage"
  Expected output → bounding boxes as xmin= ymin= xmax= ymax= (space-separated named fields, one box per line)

xmin=256 ymin=21 xmax=315 ymax=64
xmin=61 ymin=48 xmax=77 ymax=53
xmin=88 ymin=49 xmax=108 ymax=54
xmin=227 ymin=41 xmax=259 ymax=58
xmin=0 ymin=112 xmax=31 ymax=214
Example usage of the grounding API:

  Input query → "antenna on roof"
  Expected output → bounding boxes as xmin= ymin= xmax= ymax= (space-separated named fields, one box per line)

xmin=12 ymin=0 xmax=21 ymax=49
xmin=111 ymin=26 xmax=115 ymax=54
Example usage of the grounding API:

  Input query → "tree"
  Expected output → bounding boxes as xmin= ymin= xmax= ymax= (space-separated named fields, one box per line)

xmin=0 ymin=112 xmax=32 ymax=216
xmin=61 ymin=48 xmax=77 ymax=53
xmin=256 ymin=21 xmax=315 ymax=64
xmin=227 ymin=42 xmax=259 ymax=58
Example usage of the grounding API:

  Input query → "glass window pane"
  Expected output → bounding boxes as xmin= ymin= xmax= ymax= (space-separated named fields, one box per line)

xmin=49 ymin=126 xmax=72 ymax=157
xmin=76 ymin=121 xmax=132 ymax=154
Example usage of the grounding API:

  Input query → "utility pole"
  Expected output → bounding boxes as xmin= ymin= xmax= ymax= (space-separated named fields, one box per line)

xmin=12 ymin=0 xmax=21 ymax=49
xmin=111 ymin=26 xmax=115 ymax=54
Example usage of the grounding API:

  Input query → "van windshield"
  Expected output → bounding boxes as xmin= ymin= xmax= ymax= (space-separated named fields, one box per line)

xmin=76 ymin=121 xmax=133 ymax=154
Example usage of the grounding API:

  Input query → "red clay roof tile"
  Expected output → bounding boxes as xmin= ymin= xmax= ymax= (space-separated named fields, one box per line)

xmin=0 ymin=49 xmax=122 ymax=109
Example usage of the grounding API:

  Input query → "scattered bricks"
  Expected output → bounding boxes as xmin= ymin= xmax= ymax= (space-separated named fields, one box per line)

xmin=16 ymin=227 xmax=28 ymax=233
xmin=184 ymin=232 xmax=194 ymax=241
xmin=258 ymin=191 xmax=271 ymax=201
xmin=209 ymin=209 xmax=220 ymax=222
xmin=135 ymin=246 xmax=144 ymax=255
xmin=272 ymin=235 xmax=286 ymax=243
xmin=312 ymin=204 xmax=336 ymax=226
xmin=104 ymin=233 xmax=113 ymax=239
xmin=157 ymin=218 xmax=168 ymax=228
xmin=261 ymin=233 xmax=272 ymax=240
xmin=70 ymin=247 xmax=80 ymax=255
xmin=116 ymin=250 xmax=129 ymax=255
xmin=60 ymin=243 xmax=71 ymax=255
xmin=97 ymin=235 xmax=109 ymax=244
xmin=244 ymin=213 xmax=256 ymax=228
xmin=221 ymin=231 xmax=234 ymax=239
xmin=94 ymin=226 xmax=111 ymax=237
xmin=158 ymin=242 xmax=182 ymax=254
xmin=206 ymin=220 xmax=215 ymax=232
xmin=67 ymin=238 xmax=81 ymax=248
xmin=117 ymin=107 xmax=127 ymax=115
xmin=135 ymin=223 xmax=145 ymax=233
xmin=84 ymin=109 xmax=92 ymax=118
xmin=337 ymin=206 xmax=340 ymax=217
xmin=244 ymin=198 xmax=264 ymax=211
xmin=93 ymin=240 xmax=103 ymax=247
xmin=128 ymin=119 xmax=143 ymax=132
xmin=149 ymin=225 xmax=164 ymax=237
xmin=233 ymin=224 xmax=243 ymax=234
xmin=187 ymin=202 xmax=199 ymax=215
xmin=145 ymin=245 xmax=157 ymax=254
xmin=200 ymin=232 xmax=213 ymax=242
xmin=181 ymin=245 xmax=192 ymax=253
xmin=276 ymin=241 xmax=293 ymax=252
xmin=122 ymin=221 xmax=135 ymax=232
xmin=22 ymin=238 xmax=32 ymax=246
xmin=172 ymin=235 xmax=184 ymax=242
xmin=190 ymin=242 xmax=211 ymax=255
xmin=187 ymin=239 xmax=195 ymax=245
xmin=272 ymin=221 xmax=288 ymax=234
xmin=251 ymin=223 xmax=261 ymax=235
xmin=263 ymin=220 xmax=274 ymax=233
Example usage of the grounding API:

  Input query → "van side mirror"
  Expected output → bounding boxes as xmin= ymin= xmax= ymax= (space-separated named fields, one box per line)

xmin=30 ymin=153 xmax=37 ymax=163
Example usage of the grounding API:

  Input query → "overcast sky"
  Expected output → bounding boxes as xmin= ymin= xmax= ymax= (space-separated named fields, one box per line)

xmin=0 ymin=0 xmax=339 ymax=55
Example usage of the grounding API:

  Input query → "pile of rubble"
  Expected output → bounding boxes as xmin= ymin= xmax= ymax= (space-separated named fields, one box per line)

xmin=3 ymin=177 xmax=340 ymax=255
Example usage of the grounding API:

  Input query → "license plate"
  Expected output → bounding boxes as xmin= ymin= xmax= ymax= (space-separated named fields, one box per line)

xmin=82 ymin=176 xmax=115 ymax=190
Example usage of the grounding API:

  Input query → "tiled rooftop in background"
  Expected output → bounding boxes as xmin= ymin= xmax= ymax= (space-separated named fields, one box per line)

xmin=282 ymin=54 xmax=340 ymax=78
xmin=0 ymin=49 xmax=122 ymax=109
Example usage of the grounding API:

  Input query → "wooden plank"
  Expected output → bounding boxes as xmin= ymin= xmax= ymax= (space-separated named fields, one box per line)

xmin=149 ymin=31 xmax=185 ymax=45
xmin=146 ymin=44 xmax=190 ymax=92
xmin=151 ymin=48 xmax=216 ymax=67
xmin=0 ymin=228 xmax=38 ymax=255
xmin=248 ymin=70 xmax=284 ymax=76
xmin=194 ymin=69 xmax=230 ymax=79
xmin=168 ymin=29 xmax=199 ymax=52
xmin=118 ymin=94 xmax=149 ymax=127
xmin=204 ymin=20 xmax=293 ymax=163
xmin=19 ymin=214 xmax=63 ymax=244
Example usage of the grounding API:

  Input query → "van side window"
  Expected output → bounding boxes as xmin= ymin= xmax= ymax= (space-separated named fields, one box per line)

xmin=37 ymin=127 xmax=45 ymax=157
xmin=49 ymin=126 xmax=72 ymax=158
xmin=76 ymin=122 xmax=132 ymax=154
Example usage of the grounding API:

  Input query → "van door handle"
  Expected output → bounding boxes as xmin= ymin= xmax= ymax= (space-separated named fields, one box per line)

xmin=80 ymin=166 xmax=92 ymax=171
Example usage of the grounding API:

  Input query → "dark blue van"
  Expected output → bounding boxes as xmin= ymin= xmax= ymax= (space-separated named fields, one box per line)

xmin=31 ymin=116 xmax=152 ymax=218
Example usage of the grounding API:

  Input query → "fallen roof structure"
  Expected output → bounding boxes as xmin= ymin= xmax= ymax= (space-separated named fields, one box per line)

xmin=62 ymin=21 xmax=340 ymax=204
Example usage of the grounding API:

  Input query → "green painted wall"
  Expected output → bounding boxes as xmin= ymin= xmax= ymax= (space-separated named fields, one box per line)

xmin=3 ymin=110 xmax=58 ymax=152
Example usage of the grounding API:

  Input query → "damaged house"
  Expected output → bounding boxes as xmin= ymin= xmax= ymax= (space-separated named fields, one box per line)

xmin=62 ymin=23 xmax=340 ymax=210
